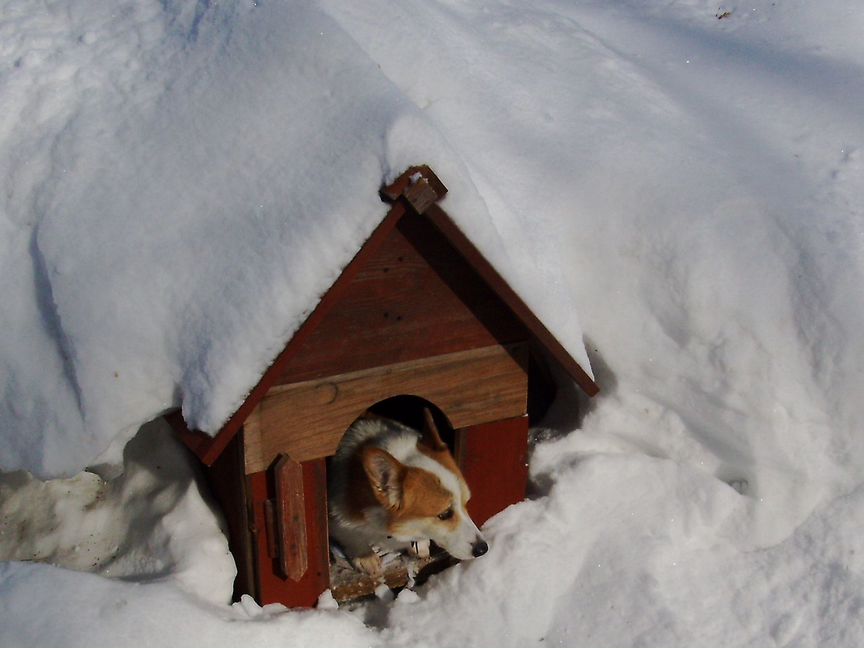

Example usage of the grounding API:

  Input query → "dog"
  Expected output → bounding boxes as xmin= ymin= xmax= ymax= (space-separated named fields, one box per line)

xmin=328 ymin=408 xmax=488 ymax=576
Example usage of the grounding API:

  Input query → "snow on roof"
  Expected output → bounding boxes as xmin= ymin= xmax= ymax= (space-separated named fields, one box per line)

xmin=0 ymin=1 xmax=591 ymax=477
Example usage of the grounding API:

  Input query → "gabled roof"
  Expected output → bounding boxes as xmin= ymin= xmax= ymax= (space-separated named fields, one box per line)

xmin=173 ymin=166 xmax=597 ymax=465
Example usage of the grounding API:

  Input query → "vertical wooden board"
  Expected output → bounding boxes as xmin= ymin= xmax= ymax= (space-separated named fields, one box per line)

xmin=273 ymin=455 xmax=308 ymax=581
xmin=457 ymin=415 xmax=530 ymax=527
xmin=248 ymin=470 xmax=269 ymax=603
xmin=249 ymin=459 xmax=330 ymax=608
xmin=205 ymin=430 xmax=255 ymax=601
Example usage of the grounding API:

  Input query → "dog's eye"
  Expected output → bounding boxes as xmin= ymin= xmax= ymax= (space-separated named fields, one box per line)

xmin=437 ymin=507 xmax=454 ymax=521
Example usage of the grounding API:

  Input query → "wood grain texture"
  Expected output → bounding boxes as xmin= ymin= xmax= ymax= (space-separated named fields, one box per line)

xmin=244 ymin=344 xmax=528 ymax=474
xmin=275 ymin=211 xmax=527 ymax=384
xmin=329 ymin=551 xmax=452 ymax=604
xmin=273 ymin=455 xmax=308 ymax=581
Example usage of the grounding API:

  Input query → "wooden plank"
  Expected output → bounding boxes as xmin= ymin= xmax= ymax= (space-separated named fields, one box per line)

xmin=202 ymin=429 xmax=256 ymax=601
xmin=275 ymin=213 xmax=527 ymax=384
xmin=457 ymin=415 xmax=529 ymax=527
xmin=248 ymin=470 xmax=269 ymax=603
xmin=273 ymin=455 xmax=308 ymax=581
xmin=250 ymin=459 xmax=330 ymax=608
xmin=245 ymin=344 xmax=528 ymax=474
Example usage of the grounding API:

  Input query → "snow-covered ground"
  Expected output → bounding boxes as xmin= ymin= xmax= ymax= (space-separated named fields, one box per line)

xmin=2 ymin=0 xmax=864 ymax=646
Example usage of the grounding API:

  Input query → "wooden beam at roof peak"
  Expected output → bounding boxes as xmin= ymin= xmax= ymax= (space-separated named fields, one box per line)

xmin=380 ymin=165 xmax=448 ymax=212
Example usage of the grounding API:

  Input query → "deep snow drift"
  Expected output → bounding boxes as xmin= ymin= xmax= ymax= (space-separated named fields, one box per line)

xmin=2 ymin=0 xmax=864 ymax=646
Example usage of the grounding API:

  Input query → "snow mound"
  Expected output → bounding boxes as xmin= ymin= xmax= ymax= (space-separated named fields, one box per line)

xmin=0 ymin=419 xmax=234 ymax=603
xmin=2 ymin=446 xmax=862 ymax=647
xmin=0 ymin=0 xmax=590 ymax=477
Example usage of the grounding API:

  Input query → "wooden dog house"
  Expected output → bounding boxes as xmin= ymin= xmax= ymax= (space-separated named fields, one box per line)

xmin=169 ymin=165 xmax=598 ymax=607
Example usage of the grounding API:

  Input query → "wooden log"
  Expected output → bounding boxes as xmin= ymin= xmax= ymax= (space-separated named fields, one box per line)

xmin=328 ymin=551 xmax=452 ymax=604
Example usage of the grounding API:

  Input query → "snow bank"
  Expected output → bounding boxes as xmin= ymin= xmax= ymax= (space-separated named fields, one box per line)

xmin=0 ymin=562 xmax=377 ymax=648
xmin=379 ymin=447 xmax=864 ymax=647
xmin=323 ymin=0 xmax=864 ymax=541
xmin=0 ymin=419 xmax=234 ymax=604
xmin=3 ymin=441 xmax=862 ymax=647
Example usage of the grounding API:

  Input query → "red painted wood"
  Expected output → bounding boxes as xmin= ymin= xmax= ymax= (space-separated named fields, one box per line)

xmin=275 ymin=213 xmax=527 ymax=384
xmin=457 ymin=415 xmax=529 ymax=527
xmin=204 ymin=430 xmax=256 ymax=600
xmin=249 ymin=459 xmax=330 ymax=607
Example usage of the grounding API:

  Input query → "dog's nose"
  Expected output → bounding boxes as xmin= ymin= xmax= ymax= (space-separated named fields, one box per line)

xmin=471 ymin=539 xmax=489 ymax=557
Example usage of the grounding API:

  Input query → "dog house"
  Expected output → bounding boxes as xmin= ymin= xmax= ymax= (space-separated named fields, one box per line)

xmin=169 ymin=165 xmax=598 ymax=608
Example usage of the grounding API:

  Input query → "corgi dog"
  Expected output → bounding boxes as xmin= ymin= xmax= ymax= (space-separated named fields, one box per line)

xmin=328 ymin=409 xmax=488 ymax=576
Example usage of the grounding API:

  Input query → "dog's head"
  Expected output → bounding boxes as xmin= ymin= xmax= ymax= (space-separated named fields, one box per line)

xmin=361 ymin=410 xmax=488 ymax=561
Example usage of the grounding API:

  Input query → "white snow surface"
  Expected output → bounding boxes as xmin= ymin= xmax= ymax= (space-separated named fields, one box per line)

xmin=1 ymin=0 xmax=565 ymax=477
xmin=3 ymin=0 xmax=864 ymax=646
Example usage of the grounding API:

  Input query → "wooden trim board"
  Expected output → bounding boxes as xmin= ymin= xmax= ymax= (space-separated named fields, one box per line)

xmin=243 ymin=344 xmax=528 ymax=474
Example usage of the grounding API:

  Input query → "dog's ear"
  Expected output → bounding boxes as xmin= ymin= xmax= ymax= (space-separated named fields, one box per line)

xmin=361 ymin=447 xmax=405 ymax=509
xmin=421 ymin=407 xmax=448 ymax=452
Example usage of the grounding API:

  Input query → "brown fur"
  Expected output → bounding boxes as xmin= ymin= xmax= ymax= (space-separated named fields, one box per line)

xmin=417 ymin=443 xmax=470 ymax=507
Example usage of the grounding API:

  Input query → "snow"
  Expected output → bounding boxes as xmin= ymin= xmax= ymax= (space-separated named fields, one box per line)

xmin=2 ymin=0 xmax=864 ymax=646
xmin=1 ymin=0 xmax=555 ymax=477
xmin=0 ymin=419 xmax=234 ymax=602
